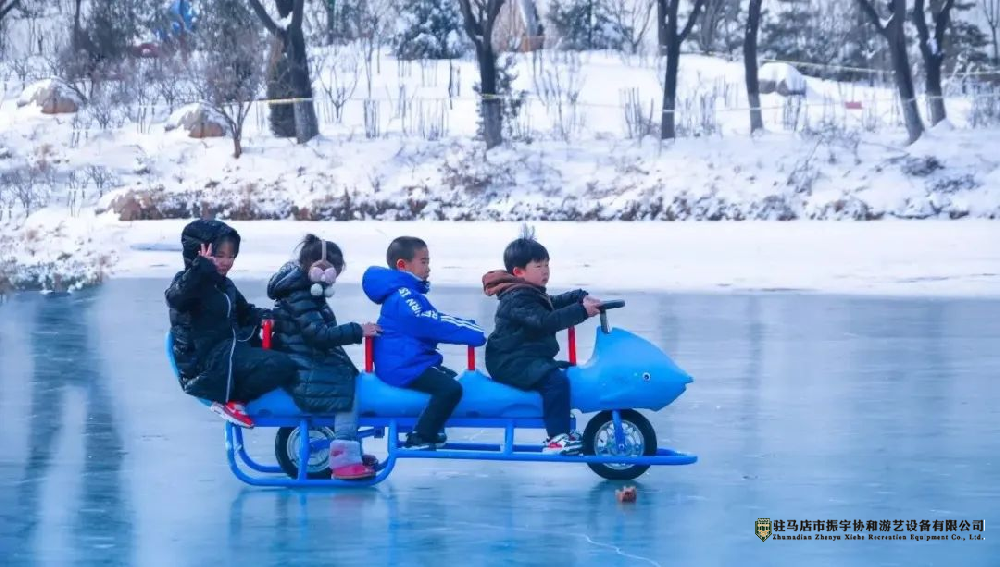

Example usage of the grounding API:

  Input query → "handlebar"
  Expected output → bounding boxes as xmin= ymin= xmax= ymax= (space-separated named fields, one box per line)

xmin=597 ymin=299 xmax=624 ymax=333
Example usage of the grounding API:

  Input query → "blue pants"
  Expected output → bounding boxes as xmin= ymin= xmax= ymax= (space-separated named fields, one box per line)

xmin=533 ymin=368 xmax=572 ymax=438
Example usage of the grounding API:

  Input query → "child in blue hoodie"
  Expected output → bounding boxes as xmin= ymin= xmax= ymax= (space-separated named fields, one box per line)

xmin=361 ymin=236 xmax=486 ymax=450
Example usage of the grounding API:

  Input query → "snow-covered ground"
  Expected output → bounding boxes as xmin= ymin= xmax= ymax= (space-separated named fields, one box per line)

xmin=2 ymin=45 xmax=999 ymax=293
xmin=106 ymin=218 xmax=1000 ymax=297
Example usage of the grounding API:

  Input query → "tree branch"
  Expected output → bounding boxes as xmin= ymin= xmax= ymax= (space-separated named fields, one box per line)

xmin=290 ymin=0 xmax=304 ymax=30
xmin=0 ymin=0 xmax=21 ymax=22
xmin=247 ymin=0 xmax=281 ymax=37
xmin=457 ymin=0 xmax=483 ymax=48
xmin=678 ymin=0 xmax=707 ymax=42
xmin=855 ymin=0 xmax=887 ymax=35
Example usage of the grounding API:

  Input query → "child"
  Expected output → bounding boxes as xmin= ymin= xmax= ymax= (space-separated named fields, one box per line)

xmin=166 ymin=219 xmax=299 ymax=429
xmin=482 ymin=233 xmax=602 ymax=455
xmin=361 ymin=236 xmax=486 ymax=450
xmin=266 ymin=234 xmax=382 ymax=480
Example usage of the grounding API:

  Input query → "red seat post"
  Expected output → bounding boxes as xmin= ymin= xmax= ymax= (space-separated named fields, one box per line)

xmin=567 ymin=326 xmax=577 ymax=365
xmin=364 ymin=336 xmax=374 ymax=372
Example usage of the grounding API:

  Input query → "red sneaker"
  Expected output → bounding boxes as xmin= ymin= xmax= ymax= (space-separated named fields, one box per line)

xmin=211 ymin=401 xmax=255 ymax=429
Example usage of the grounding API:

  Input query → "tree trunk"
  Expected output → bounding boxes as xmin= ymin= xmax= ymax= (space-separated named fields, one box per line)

xmin=477 ymin=44 xmax=502 ymax=149
xmin=913 ymin=0 xmax=950 ymax=126
xmin=232 ymin=126 xmax=243 ymax=159
xmin=887 ymin=16 xmax=925 ymax=142
xmin=287 ymin=22 xmax=319 ymax=142
xmin=857 ymin=0 xmax=925 ymax=144
xmin=253 ymin=0 xmax=319 ymax=142
xmin=661 ymin=40 xmax=679 ymax=139
xmin=325 ymin=0 xmax=337 ymax=45
xmin=992 ymin=27 xmax=999 ymax=63
xmin=656 ymin=0 xmax=667 ymax=53
xmin=744 ymin=0 xmax=763 ymax=134
xmin=267 ymin=38 xmax=297 ymax=137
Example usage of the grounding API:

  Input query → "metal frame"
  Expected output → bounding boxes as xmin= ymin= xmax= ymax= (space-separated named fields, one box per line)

xmin=223 ymin=412 xmax=698 ymax=488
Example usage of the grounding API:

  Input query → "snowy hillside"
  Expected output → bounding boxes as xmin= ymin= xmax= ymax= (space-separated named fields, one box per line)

xmin=1 ymin=14 xmax=999 ymax=291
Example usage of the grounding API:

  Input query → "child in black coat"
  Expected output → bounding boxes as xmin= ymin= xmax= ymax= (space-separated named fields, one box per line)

xmin=166 ymin=220 xmax=298 ymax=429
xmin=482 ymin=233 xmax=602 ymax=455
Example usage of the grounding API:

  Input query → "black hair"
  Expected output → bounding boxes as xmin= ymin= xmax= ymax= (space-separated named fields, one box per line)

xmin=298 ymin=234 xmax=345 ymax=272
xmin=387 ymin=236 xmax=427 ymax=269
xmin=212 ymin=233 xmax=240 ymax=257
xmin=503 ymin=225 xmax=549 ymax=273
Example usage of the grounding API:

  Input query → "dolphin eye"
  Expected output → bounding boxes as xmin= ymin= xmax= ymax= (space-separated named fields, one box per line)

xmin=642 ymin=372 xmax=651 ymax=381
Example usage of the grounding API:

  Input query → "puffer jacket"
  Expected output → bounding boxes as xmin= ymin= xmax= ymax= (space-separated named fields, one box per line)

xmin=482 ymin=270 xmax=589 ymax=389
xmin=267 ymin=262 xmax=363 ymax=413
xmin=361 ymin=266 xmax=485 ymax=387
xmin=165 ymin=220 xmax=266 ymax=403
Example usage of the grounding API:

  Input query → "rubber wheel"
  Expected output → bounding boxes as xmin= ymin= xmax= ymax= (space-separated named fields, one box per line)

xmin=274 ymin=426 xmax=336 ymax=480
xmin=582 ymin=409 xmax=657 ymax=481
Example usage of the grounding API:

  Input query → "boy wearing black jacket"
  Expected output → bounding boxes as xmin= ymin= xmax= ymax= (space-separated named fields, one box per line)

xmin=482 ymin=235 xmax=602 ymax=455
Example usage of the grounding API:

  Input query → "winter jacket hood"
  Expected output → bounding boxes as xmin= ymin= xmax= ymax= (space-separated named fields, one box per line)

xmin=361 ymin=266 xmax=430 ymax=304
xmin=181 ymin=219 xmax=241 ymax=269
xmin=267 ymin=261 xmax=311 ymax=299
xmin=482 ymin=270 xmax=548 ymax=299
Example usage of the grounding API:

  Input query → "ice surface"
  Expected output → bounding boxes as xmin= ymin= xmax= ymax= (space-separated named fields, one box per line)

xmin=0 ymin=280 xmax=997 ymax=565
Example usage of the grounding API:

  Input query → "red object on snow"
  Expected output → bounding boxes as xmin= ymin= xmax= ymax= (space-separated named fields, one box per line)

xmin=616 ymin=486 xmax=638 ymax=503
xmin=845 ymin=101 xmax=863 ymax=110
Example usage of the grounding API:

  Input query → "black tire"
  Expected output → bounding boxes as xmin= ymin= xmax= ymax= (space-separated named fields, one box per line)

xmin=274 ymin=426 xmax=336 ymax=480
xmin=582 ymin=409 xmax=657 ymax=481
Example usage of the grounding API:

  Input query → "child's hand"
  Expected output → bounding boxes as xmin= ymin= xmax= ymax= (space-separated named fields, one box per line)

xmin=361 ymin=322 xmax=382 ymax=337
xmin=198 ymin=243 xmax=213 ymax=258
xmin=583 ymin=296 xmax=602 ymax=317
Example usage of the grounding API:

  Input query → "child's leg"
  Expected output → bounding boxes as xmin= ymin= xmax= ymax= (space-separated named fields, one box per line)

xmin=406 ymin=366 xmax=462 ymax=443
xmin=535 ymin=368 xmax=572 ymax=439
xmin=334 ymin=395 xmax=360 ymax=441
xmin=228 ymin=344 xmax=299 ymax=402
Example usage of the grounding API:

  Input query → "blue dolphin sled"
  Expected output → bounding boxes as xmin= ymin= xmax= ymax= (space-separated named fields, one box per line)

xmin=165 ymin=301 xmax=698 ymax=487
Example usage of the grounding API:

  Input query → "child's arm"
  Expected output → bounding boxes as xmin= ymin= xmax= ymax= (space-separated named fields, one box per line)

xmin=234 ymin=290 xmax=267 ymax=329
xmin=164 ymin=257 xmax=216 ymax=310
xmin=300 ymin=310 xmax=364 ymax=349
xmin=508 ymin=297 xmax=589 ymax=335
xmin=549 ymin=289 xmax=588 ymax=309
xmin=396 ymin=294 xmax=486 ymax=346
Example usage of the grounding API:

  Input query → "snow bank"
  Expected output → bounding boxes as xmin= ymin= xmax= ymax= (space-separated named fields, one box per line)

xmin=93 ymin=128 xmax=1000 ymax=222
xmin=104 ymin=219 xmax=1000 ymax=298
xmin=0 ymin=210 xmax=117 ymax=293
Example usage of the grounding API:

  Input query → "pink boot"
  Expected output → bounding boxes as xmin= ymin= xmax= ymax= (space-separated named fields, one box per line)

xmin=330 ymin=440 xmax=376 ymax=480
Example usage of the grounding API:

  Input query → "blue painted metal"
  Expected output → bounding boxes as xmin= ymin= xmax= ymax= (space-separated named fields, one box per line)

xmin=166 ymin=315 xmax=698 ymax=488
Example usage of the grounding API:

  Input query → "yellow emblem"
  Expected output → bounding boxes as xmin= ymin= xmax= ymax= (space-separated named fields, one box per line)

xmin=756 ymin=518 xmax=772 ymax=542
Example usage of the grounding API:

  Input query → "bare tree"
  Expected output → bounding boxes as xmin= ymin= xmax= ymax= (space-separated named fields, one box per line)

xmin=983 ymin=0 xmax=1000 ymax=62
xmin=609 ymin=0 xmax=656 ymax=54
xmin=744 ymin=0 xmax=763 ymax=134
xmin=458 ymin=0 xmax=506 ymax=149
xmin=658 ymin=0 xmax=707 ymax=139
xmin=912 ymin=0 xmax=956 ymax=126
xmin=190 ymin=28 xmax=266 ymax=158
xmin=856 ymin=0 xmax=925 ymax=144
xmin=313 ymin=46 xmax=361 ymax=123
xmin=248 ymin=0 xmax=320 ymax=143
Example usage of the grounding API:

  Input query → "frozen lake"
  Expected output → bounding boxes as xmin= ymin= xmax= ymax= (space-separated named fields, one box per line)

xmin=1 ymin=279 xmax=997 ymax=566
